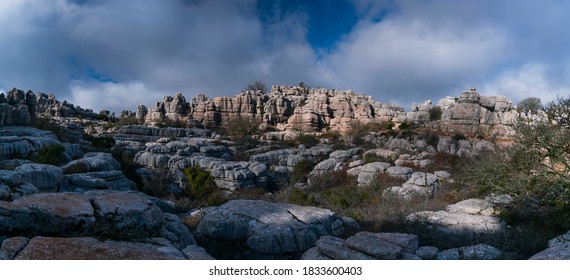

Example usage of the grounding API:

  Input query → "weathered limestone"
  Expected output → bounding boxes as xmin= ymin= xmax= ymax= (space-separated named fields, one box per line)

xmin=302 ymin=232 xmax=419 ymax=260
xmin=194 ymin=199 xmax=359 ymax=259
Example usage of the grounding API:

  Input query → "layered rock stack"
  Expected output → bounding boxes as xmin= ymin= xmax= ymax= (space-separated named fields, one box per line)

xmin=136 ymin=86 xmax=523 ymax=140
xmin=0 ymin=88 xmax=103 ymax=126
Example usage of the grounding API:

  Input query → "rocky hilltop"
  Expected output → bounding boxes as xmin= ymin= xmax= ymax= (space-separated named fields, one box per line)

xmin=132 ymin=86 xmax=520 ymax=141
xmin=0 ymin=85 xmax=566 ymax=260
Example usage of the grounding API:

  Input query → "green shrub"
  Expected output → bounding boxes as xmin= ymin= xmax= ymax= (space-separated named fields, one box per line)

xmin=33 ymin=145 xmax=68 ymax=165
xmin=289 ymin=160 xmax=315 ymax=184
xmin=184 ymin=165 xmax=216 ymax=198
xmin=429 ymin=106 xmax=443 ymax=121
xmin=84 ymin=135 xmax=116 ymax=149
xmin=323 ymin=185 xmax=370 ymax=209
xmin=451 ymin=132 xmax=467 ymax=141
xmin=287 ymin=188 xmax=316 ymax=206
xmin=296 ymin=133 xmax=319 ymax=148
xmin=183 ymin=165 xmax=226 ymax=207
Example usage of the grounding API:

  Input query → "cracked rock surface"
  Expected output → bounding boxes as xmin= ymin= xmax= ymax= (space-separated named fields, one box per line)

xmin=194 ymin=199 xmax=359 ymax=259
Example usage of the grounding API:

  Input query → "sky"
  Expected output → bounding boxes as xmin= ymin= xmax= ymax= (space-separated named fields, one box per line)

xmin=1 ymin=0 xmax=570 ymax=113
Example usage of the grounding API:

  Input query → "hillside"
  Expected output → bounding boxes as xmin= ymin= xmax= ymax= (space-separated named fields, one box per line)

xmin=0 ymin=85 xmax=568 ymax=260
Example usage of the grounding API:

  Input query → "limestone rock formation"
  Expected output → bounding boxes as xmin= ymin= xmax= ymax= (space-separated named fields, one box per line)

xmin=406 ymin=198 xmax=507 ymax=247
xmin=194 ymin=199 xmax=359 ymax=259
xmin=302 ymin=232 xmax=421 ymax=260
xmin=0 ymin=191 xmax=195 ymax=249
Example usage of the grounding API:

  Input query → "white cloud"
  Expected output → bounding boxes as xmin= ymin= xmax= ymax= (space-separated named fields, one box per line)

xmin=481 ymin=63 xmax=570 ymax=105
xmin=69 ymin=80 xmax=164 ymax=113
xmin=315 ymin=16 xmax=507 ymax=104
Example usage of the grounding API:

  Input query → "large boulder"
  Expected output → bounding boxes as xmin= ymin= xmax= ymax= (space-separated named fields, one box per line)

xmin=14 ymin=163 xmax=63 ymax=191
xmin=60 ymin=171 xmax=136 ymax=192
xmin=62 ymin=153 xmax=121 ymax=174
xmin=302 ymin=232 xmax=420 ymax=260
xmin=13 ymin=237 xmax=186 ymax=260
xmin=0 ymin=191 xmax=191 ymax=244
xmin=406 ymin=198 xmax=507 ymax=247
xmin=194 ymin=199 xmax=359 ymax=259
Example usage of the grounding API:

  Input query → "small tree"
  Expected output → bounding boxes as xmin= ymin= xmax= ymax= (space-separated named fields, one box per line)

xmin=517 ymin=97 xmax=543 ymax=114
xmin=246 ymin=80 xmax=267 ymax=93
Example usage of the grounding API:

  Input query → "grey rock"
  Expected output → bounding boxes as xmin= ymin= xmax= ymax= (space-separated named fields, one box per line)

xmin=530 ymin=244 xmax=570 ymax=260
xmin=0 ymin=170 xmax=22 ymax=186
xmin=529 ymin=230 xmax=570 ymax=260
xmin=15 ymin=237 xmax=185 ymax=260
xmin=61 ymin=171 xmax=136 ymax=192
xmin=436 ymin=244 xmax=502 ymax=260
xmin=386 ymin=166 xmax=414 ymax=180
xmin=63 ymin=153 xmax=121 ymax=174
xmin=406 ymin=210 xmax=506 ymax=245
xmin=383 ymin=185 xmax=428 ymax=200
xmin=159 ymin=213 xmax=196 ymax=250
xmin=300 ymin=247 xmax=332 ymax=260
xmin=316 ymin=236 xmax=376 ymax=260
xmin=446 ymin=198 xmax=496 ymax=216
xmin=182 ymin=245 xmax=216 ymax=260
xmin=346 ymin=232 xmax=402 ymax=259
xmin=86 ymin=191 xmax=164 ymax=236
xmin=0 ymin=236 xmax=30 ymax=260
xmin=0 ymin=185 xmax=10 ymax=200
xmin=357 ymin=162 xmax=391 ymax=186
xmin=195 ymin=199 xmax=358 ymax=259
xmin=14 ymin=163 xmax=63 ymax=191
xmin=0 ymin=159 xmax=33 ymax=170
xmin=360 ymin=232 xmax=419 ymax=254
xmin=415 ymin=246 xmax=439 ymax=260
xmin=329 ymin=148 xmax=361 ymax=160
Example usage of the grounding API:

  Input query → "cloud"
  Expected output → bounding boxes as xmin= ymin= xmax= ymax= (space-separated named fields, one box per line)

xmin=69 ymin=80 xmax=162 ymax=113
xmin=481 ymin=63 xmax=570 ymax=104
xmin=314 ymin=9 xmax=507 ymax=104
xmin=2 ymin=0 xmax=570 ymax=114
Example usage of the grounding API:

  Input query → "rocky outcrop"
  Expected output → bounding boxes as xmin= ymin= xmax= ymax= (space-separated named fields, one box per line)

xmin=14 ymin=163 xmax=63 ymax=191
xmin=0 ymin=127 xmax=61 ymax=158
xmin=138 ymin=86 xmax=402 ymax=133
xmin=11 ymin=237 xmax=187 ymax=260
xmin=0 ymin=88 xmax=102 ymax=127
xmin=134 ymin=86 xmax=522 ymax=140
xmin=529 ymin=230 xmax=570 ymax=260
xmin=406 ymin=198 xmax=507 ymax=247
xmin=194 ymin=199 xmax=359 ymax=259
xmin=0 ymin=191 xmax=195 ymax=249
xmin=113 ymin=125 xmax=213 ymax=142
xmin=302 ymin=232 xmax=420 ymax=260
xmin=62 ymin=153 xmax=121 ymax=173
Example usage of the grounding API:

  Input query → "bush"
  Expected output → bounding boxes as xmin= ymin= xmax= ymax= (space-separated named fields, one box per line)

xmin=296 ymin=133 xmax=319 ymax=148
xmin=289 ymin=160 xmax=315 ymax=184
xmin=287 ymin=188 xmax=316 ymax=206
xmin=451 ymin=132 xmax=467 ymax=141
xmin=183 ymin=165 xmax=227 ymax=207
xmin=84 ymin=135 xmax=115 ymax=149
xmin=33 ymin=145 xmax=68 ymax=165
xmin=429 ymin=106 xmax=443 ymax=121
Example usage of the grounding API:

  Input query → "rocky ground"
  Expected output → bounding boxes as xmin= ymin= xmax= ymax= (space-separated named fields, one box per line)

xmin=0 ymin=86 xmax=567 ymax=260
